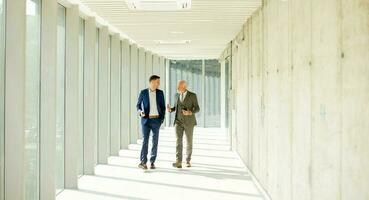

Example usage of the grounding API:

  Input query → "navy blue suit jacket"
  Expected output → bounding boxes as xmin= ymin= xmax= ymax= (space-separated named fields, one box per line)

xmin=136 ymin=89 xmax=166 ymax=125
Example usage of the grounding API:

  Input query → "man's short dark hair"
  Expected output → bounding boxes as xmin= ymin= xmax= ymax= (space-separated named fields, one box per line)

xmin=149 ymin=75 xmax=160 ymax=82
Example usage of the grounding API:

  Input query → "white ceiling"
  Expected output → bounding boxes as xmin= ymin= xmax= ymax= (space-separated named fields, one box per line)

xmin=80 ymin=0 xmax=262 ymax=59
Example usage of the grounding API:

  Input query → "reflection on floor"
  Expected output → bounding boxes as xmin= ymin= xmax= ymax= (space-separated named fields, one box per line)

xmin=57 ymin=128 xmax=266 ymax=200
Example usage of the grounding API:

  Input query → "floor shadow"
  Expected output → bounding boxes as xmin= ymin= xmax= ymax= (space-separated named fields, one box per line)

xmin=160 ymin=134 xmax=228 ymax=141
xmin=122 ymin=147 xmax=237 ymax=160
xmin=160 ymin=136 xmax=227 ymax=141
xmin=105 ymin=162 xmax=246 ymax=174
xmin=159 ymin=140 xmax=231 ymax=147
xmin=112 ymin=154 xmax=246 ymax=169
xmin=92 ymin=175 xmax=262 ymax=198
xmin=156 ymin=144 xmax=231 ymax=152
xmin=159 ymin=137 xmax=229 ymax=143
xmin=68 ymin=189 xmax=150 ymax=200
xmin=145 ymin=168 xmax=251 ymax=181
xmin=103 ymin=163 xmax=251 ymax=181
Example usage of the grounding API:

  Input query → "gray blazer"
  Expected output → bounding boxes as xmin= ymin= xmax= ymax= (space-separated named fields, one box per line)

xmin=170 ymin=91 xmax=200 ymax=126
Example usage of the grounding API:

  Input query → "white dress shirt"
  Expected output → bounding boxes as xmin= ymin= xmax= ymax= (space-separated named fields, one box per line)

xmin=180 ymin=90 xmax=188 ymax=102
xmin=148 ymin=88 xmax=159 ymax=116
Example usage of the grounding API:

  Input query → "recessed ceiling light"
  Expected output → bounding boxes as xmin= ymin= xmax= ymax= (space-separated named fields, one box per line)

xmin=125 ymin=0 xmax=191 ymax=11
xmin=156 ymin=40 xmax=191 ymax=45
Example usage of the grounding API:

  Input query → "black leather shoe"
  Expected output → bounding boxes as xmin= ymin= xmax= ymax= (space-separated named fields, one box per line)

xmin=138 ymin=163 xmax=148 ymax=170
xmin=186 ymin=161 xmax=191 ymax=168
xmin=172 ymin=162 xmax=182 ymax=168
xmin=150 ymin=163 xmax=156 ymax=169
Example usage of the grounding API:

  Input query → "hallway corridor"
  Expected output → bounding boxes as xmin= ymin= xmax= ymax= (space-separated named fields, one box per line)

xmin=57 ymin=128 xmax=266 ymax=200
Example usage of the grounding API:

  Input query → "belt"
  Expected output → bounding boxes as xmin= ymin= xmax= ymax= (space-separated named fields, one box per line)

xmin=149 ymin=115 xmax=160 ymax=119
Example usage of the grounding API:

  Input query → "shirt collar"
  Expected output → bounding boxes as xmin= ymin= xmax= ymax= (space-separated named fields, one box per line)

xmin=148 ymin=88 xmax=156 ymax=93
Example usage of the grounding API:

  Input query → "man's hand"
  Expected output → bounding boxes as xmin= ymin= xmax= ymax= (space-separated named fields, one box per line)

xmin=167 ymin=104 xmax=172 ymax=113
xmin=182 ymin=110 xmax=192 ymax=116
xmin=139 ymin=111 xmax=145 ymax=117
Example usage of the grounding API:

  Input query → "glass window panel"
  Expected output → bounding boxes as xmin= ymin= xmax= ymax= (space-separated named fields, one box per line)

xmin=168 ymin=59 xmax=221 ymax=127
xmin=78 ymin=18 xmax=85 ymax=177
xmin=25 ymin=0 xmax=41 ymax=199
xmin=169 ymin=60 xmax=203 ymax=126
xmin=0 ymin=0 xmax=5 ymax=198
xmin=205 ymin=60 xmax=221 ymax=127
xmin=56 ymin=4 xmax=66 ymax=194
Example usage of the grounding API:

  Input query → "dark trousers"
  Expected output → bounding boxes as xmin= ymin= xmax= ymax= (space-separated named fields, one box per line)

xmin=140 ymin=118 xmax=161 ymax=164
xmin=175 ymin=123 xmax=194 ymax=162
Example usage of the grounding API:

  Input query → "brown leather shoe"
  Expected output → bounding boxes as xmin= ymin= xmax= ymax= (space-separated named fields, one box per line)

xmin=186 ymin=161 xmax=191 ymax=168
xmin=172 ymin=162 xmax=182 ymax=168
xmin=138 ymin=163 xmax=148 ymax=170
xmin=150 ymin=163 xmax=156 ymax=169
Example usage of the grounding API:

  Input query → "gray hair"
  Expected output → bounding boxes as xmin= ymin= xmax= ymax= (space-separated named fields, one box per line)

xmin=177 ymin=80 xmax=187 ymax=86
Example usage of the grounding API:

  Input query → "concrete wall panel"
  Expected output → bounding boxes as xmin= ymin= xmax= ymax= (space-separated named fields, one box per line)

xmin=224 ymin=0 xmax=369 ymax=199
xmin=291 ymin=0 xmax=312 ymax=199
xmin=311 ymin=0 xmax=342 ymax=199
xmin=341 ymin=0 xmax=369 ymax=199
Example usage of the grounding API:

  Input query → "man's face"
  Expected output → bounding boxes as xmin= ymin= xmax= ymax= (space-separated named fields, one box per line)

xmin=150 ymin=79 xmax=160 ymax=89
xmin=177 ymin=82 xmax=187 ymax=92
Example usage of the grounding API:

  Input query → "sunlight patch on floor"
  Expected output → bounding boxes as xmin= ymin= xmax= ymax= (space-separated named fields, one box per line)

xmin=57 ymin=128 xmax=265 ymax=200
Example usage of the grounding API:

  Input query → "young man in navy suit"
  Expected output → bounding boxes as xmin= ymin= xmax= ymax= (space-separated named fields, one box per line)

xmin=136 ymin=75 xmax=166 ymax=170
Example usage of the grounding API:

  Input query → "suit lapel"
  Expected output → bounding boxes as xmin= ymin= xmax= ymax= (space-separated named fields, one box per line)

xmin=155 ymin=89 xmax=160 ymax=113
xmin=155 ymin=89 xmax=159 ymax=104
xmin=174 ymin=93 xmax=180 ymax=110
xmin=145 ymin=89 xmax=150 ymax=112
xmin=183 ymin=91 xmax=190 ymax=105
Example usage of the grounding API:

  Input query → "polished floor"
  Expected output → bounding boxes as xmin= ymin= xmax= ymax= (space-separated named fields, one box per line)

xmin=57 ymin=128 xmax=266 ymax=200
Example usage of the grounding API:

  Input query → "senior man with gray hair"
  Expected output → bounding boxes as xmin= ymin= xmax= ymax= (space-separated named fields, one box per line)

xmin=167 ymin=80 xmax=200 ymax=168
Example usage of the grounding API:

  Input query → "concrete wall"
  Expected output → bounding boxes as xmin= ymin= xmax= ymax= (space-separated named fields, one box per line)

xmin=224 ymin=0 xmax=369 ymax=199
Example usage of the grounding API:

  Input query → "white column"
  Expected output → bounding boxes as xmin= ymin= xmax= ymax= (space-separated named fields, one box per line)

xmin=138 ymin=48 xmax=146 ymax=90
xmin=201 ymin=59 xmax=206 ymax=126
xmin=159 ymin=57 xmax=167 ymax=128
xmin=138 ymin=48 xmax=146 ymax=137
xmin=40 ymin=0 xmax=57 ymax=198
xmin=120 ymin=40 xmax=131 ymax=148
xmin=65 ymin=5 xmax=79 ymax=189
xmin=110 ymin=33 xmax=121 ymax=155
xmin=152 ymin=54 xmax=159 ymax=75
xmin=94 ymin=29 xmax=99 ymax=164
xmin=145 ymin=51 xmax=153 ymax=79
xmin=130 ymin=44 xmax=139 ymax=143
xmin=220 ymin=59 xmax=226 ymax=129
xmin=83 ymin=17 xmax=97 ymax=174
xmin=4 ymin=0 xmax=26 ymax=199
xmin=97 ymin=26 xmax=109 ymax=164
xmin=159 ymin=57 xmax=166 ymax=95
xmin=165 ymin=59 xmax=170 ymax=127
